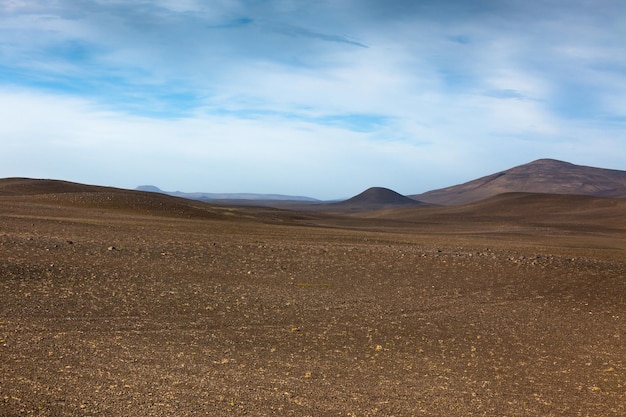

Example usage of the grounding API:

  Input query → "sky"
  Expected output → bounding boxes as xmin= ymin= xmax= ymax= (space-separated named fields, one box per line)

xmin=1 ymin=0 xmax=625 ymax=200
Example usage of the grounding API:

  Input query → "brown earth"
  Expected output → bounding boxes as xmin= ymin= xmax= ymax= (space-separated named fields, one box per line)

xmin=1 ymin=180 xmax=625 ymax=416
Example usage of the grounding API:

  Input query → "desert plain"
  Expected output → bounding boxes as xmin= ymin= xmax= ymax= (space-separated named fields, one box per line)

xmin=1 ymin=180 xmax=625 ymax=416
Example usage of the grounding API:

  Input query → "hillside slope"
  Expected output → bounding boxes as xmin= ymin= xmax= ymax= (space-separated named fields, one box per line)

xmin=411 ymin=159 xmax=626 ymax=205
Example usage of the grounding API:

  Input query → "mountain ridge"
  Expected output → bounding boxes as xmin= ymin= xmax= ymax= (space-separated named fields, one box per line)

xmin=410 ymin=159 xmax=626 ymax=205
xmin=136 ymin=185 xmax=320 ymax=202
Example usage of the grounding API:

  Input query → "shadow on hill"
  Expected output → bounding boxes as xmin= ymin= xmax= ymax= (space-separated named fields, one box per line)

xmin=359 ymin=192 xmax=626 ymax=233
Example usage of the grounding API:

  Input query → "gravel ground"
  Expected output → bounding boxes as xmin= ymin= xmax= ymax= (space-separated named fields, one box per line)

xmin=1 ymin=194 xmax=625 ymax=416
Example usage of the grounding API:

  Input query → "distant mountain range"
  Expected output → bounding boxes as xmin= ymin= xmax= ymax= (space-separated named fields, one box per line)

xmin=135 ymin=185 xmax=320 ymax=202
xmin=409 ymin=159 xmax=626 ymax=205
xmin=135 ymin=159 xmax=626 ymax=210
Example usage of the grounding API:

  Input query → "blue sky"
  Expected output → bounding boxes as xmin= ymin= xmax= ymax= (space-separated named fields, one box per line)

xmin=1 ymin=0 xmax=625 ymax=199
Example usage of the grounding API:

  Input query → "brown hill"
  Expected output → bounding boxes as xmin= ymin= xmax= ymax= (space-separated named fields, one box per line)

xmin=0 ymin=177 xmax=333 ymax=226
xmin=0 ymin=177 xmax=245 ymax=220
xmin=331 ymin=187 xmax=425 ymax=211
xmin=410 ymin=159 xmax=626 ymax=205
xmin=0 ymin=177 xmax=107 ymax=195
xmin=3 ymin=177 xmax=623 ymax=233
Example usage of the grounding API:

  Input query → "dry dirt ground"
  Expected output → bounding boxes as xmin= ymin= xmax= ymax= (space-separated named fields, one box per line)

xmin=1 ymin=190 xmax=625 ymax=416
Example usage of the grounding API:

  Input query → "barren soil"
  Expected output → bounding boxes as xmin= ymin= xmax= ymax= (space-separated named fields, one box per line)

xmin=1 ymin=190 xmax=625 ymax=416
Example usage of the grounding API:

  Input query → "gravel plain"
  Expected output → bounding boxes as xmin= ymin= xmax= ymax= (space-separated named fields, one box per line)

xmin=1 ymin=189 xmax=625 ymax=416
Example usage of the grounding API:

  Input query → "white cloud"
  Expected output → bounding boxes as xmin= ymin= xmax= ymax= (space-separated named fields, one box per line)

xmin=0 ymin=89 xmax=435 ymax=198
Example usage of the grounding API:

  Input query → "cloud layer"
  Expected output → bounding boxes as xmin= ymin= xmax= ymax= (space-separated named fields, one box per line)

xmin=1 ymin=0 xmax=625 ymax=198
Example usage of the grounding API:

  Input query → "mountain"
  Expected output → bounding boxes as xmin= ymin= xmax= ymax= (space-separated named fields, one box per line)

xmin=410 ymin=159 xmax=626 ymax=206
xmin=136 ymin=186 xmax=319 ymax=202
xmin=136 ymin=185 xmax=163 ymax=193
xmin=332 ymin=187 xmax=425 ymax=211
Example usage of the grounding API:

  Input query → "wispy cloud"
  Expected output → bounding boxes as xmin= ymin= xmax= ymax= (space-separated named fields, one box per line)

xmin=269 ymin=23 xmax=368 ymax=48
xmin=482 ymin=89 xmax=526 ymax=100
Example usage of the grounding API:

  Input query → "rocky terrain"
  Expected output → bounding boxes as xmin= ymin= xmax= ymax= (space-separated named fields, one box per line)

xmin=1 ymin=179 xmax=625 ymax=416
